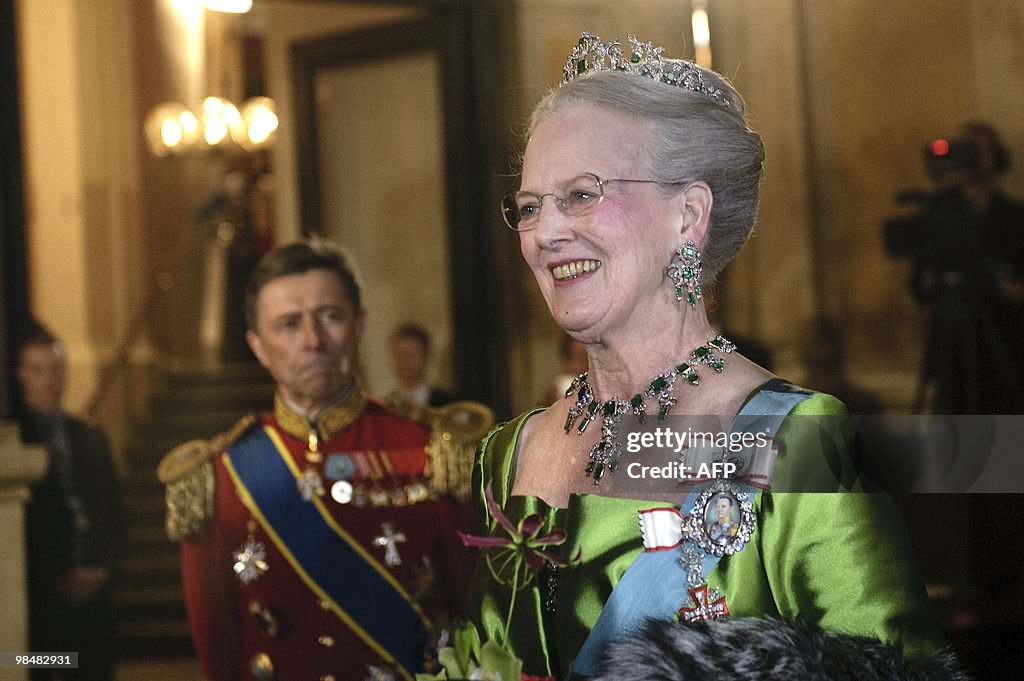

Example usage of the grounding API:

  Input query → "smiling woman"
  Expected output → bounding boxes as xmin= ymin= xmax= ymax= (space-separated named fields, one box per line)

xmin=462 ymin=32 xmax=951 ymax=680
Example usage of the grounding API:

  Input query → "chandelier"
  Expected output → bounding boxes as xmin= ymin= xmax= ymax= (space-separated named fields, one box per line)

xmin=144 ymin=95 xmax=277 ymax=157
xmin=143 ymin=0 xmax=272 ymax=157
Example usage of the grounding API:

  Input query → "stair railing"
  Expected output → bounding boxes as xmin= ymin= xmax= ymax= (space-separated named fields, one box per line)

xmin=85 ymin=277 xmax=171 ymax=423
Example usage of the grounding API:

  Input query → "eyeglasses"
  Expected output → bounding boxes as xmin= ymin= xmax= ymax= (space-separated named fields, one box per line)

xmin=500 ymin=172 xmax=672 ymax=231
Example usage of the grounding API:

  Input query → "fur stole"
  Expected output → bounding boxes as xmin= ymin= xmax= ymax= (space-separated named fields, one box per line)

xmin=591 ymin=617 xmax=966 ymax=681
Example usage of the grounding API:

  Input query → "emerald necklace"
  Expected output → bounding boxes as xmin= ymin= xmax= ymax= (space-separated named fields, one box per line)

xmin=563 ymin=335 xmax=736 ymax=483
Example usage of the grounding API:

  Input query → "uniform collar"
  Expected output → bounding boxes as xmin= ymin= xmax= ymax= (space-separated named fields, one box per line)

xmin=395 ymin=383 xmax=431 ymax=407
xmin=273 ymin=380 xmax=368 ymax=441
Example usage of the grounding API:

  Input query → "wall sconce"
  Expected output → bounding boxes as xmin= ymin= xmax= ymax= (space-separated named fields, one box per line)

xmin=144 ymin=95 xmax=277 ymax=157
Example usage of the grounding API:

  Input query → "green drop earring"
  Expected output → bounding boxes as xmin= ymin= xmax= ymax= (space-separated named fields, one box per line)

xmin=667 ymin=240 xmax=703 ymax=308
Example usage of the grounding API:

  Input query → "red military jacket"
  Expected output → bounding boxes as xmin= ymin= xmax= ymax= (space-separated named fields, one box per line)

xmin=161 ymin=386 xmax=484 ymax=681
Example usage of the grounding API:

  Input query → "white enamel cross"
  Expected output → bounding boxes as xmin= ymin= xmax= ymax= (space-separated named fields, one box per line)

xmin=297 ymin=467 xmax=324 ymax=501
xmin=374 ymin=522 xmax=407 ymax=567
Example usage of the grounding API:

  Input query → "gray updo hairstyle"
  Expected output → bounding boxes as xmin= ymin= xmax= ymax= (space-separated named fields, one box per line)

xmin=527 ymin=68 xmax=765 ymax=282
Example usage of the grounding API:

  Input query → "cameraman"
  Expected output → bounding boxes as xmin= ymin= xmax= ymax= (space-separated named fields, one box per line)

xmin=887 ymin=122 xmax=1024 ymax=414
xmin=959 ymin=122 xmax=1024 ymax=303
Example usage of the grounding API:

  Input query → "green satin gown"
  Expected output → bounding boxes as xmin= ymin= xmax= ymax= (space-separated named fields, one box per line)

xmin=466 ymin=383 xmax=945 ymax=678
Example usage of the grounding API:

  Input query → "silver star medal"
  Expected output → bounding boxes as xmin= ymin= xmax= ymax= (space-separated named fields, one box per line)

xmin=233 ymin=537 xmax=269 ymax=584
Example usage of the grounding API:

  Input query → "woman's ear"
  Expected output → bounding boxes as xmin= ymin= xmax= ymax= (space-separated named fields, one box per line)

xmin=679 ymin=181 xmax=713 ymax=248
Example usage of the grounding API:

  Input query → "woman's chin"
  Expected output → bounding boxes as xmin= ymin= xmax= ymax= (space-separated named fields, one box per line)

xmin=552 ymin=307 xmax=593 ymax=329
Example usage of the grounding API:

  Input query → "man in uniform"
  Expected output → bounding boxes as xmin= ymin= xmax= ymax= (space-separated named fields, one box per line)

xmin=158 ymin=240 xmax=490 ymax=681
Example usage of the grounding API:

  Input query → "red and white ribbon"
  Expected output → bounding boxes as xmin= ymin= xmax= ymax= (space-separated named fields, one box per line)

xmin=638 ymin=507 xmax=684 ymax=552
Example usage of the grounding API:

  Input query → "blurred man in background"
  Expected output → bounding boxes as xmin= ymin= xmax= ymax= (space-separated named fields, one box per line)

xmin=16 ymin=320 xmax=124 ymax=681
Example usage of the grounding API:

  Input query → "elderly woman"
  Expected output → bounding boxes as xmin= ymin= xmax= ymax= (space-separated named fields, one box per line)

xmin=465 ymin=33 xmax=945 ymax=679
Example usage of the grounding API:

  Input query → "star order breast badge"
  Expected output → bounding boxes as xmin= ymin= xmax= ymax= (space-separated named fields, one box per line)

xmin=233 ymin=537 xmax=269 ymax=585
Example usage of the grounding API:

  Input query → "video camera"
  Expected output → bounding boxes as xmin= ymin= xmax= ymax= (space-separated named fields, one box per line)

xmin=922 ymin=136 xmax=986 ymax=183
xmin=883 ymin=134 xmax=996 ymax=304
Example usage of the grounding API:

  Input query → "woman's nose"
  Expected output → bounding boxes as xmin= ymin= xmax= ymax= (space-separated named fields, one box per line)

xmin=531 ymin=199 xmax=574 ymax=248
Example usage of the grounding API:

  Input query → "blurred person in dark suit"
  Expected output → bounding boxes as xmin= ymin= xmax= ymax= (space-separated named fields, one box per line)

xmin=387 ymin=322 xmax=455 ymax=407
xmin=16 ymin=320 xmax=124 ymax=681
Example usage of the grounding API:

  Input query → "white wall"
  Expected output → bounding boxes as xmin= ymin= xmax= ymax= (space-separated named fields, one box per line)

xmin=17 ymin=0 xmax=144 ymax=434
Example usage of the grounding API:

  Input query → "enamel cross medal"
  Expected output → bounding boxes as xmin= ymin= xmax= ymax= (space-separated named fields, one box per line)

xmin=678 ymin=583 xmax=729 ymax=623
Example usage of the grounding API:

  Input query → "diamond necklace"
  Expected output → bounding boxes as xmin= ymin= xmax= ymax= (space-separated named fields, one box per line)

xmin=563 ymin=335 xmax=736 ymax=483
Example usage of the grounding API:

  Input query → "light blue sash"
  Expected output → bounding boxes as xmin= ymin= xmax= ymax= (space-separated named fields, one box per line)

xmin=568 ymin=384 xmax=811 ymax=678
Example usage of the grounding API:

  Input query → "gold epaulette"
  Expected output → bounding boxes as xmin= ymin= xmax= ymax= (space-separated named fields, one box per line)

xmin=382 ymin=398 xmax=434 ymax=427
xmin=156 ymin=413 xmax=259 ymax=542
xmin=423 ymin=401 xmax=495 ymax=503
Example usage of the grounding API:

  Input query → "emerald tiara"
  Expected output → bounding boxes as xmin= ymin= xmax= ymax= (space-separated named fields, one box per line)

xmin=562 ymin=32 xmax=731 ymax=108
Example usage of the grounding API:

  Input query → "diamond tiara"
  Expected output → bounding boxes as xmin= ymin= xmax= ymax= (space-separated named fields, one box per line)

xmin=562 ymin=32 xmax=731 ymax=108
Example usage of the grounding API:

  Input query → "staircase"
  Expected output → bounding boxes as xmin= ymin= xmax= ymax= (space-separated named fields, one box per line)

xmin=116 ymin=362 xmax=275 ymax=658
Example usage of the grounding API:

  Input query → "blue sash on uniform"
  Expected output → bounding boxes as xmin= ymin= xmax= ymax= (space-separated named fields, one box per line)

xmin=569 ymin=384 xmax=812 ymax=678
xmin=224 ymin=425 xmax=430 ymax=678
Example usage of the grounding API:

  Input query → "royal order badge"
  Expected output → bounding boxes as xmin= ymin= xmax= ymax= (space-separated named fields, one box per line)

xmin=678 ymin=479 xmax=756 ymax=621
xmin=639 ymin=479 xmax=758 ymax=623
xmin=682 ymin=478 xmax=756 ymax=558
